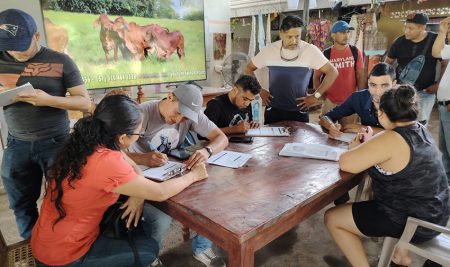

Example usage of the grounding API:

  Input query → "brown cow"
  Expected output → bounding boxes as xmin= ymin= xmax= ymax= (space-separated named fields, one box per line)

xmin=112 ymin=16 xmax=154 ymax=61
xmin=93 ymin=13 xmax=131 ymax=64
xmin=44 ymin=18 xmax=69 ymax=55
xmin=144 ymin=25 xmax=185 ymax=60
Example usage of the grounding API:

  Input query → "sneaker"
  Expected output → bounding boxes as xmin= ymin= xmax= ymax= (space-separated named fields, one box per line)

xmin=150 ymin=258 xmax=166 ymax=267
xmin=193 ymin=248 xmax=226 ymax=267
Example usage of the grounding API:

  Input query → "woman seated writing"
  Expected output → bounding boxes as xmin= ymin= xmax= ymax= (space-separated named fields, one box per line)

xmin=31 ymin=95 xmax=208 ymax=267
xmin=325 ymin=84 xmax=450 ymax=267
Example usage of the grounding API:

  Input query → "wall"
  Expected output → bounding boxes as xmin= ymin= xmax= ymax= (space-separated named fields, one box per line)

xmin=378 ymin=0 xmax=450 ymax=48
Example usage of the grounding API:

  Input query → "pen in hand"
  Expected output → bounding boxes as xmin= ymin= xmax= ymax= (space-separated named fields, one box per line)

xmin=323 ymin=116 xmax=342 ymax=137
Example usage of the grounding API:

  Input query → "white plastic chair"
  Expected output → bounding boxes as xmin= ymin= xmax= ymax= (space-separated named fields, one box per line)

xmin=377 ymin=217 xmax=450 ymax=267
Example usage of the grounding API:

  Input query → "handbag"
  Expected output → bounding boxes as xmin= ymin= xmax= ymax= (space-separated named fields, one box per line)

xmin=100 ymin=199 xmax=143 ymax=267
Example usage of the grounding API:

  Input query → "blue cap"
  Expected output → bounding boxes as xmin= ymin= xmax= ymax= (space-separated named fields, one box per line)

xmin=331 ymin=20 xmax=354 ymax=33
xmin=0 ymin=9 xmax=37 ymax=51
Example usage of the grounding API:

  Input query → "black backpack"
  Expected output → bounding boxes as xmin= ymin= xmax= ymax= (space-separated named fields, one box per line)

xmin=323 ymin=45 xmax=359 ymax=72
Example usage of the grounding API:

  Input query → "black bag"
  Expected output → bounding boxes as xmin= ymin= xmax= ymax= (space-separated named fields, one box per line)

xmin=100 ymin=200 xmax=142 ymax=267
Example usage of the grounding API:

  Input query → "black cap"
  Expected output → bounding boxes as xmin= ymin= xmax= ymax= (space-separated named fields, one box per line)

xmin=405 ymin=12 xmax=429 ymax=25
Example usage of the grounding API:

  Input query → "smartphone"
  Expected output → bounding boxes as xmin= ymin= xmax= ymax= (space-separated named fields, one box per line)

xmin=229 ymin=136 xmax=254 ymax=143
xmin=168 ymin=148 xmax=192 ymax=160
xmin=359 ymin=126 xmax=374 ymax=143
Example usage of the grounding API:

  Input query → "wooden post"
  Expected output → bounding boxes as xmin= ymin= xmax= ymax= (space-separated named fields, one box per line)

xmin=137 ymin=85 xmax=144 ymax=104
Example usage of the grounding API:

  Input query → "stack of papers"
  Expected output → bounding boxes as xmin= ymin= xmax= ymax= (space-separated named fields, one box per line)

xmin=207 ymin=150 xmax=252 ymax=168
xmin=279 ymin=143 xmax=346 ymax=161
xmin=140 ymin=161 xmax=187 ymax=181
xmin=245 ymin=127 xmax=290 ymax=137
xmin=0 ymin=82 xmax=35 ymax=107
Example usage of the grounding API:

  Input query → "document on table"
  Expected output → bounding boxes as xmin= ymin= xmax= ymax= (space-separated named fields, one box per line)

xmin=207 ymin=150 xmax=252 ymax=168
xmin=245 ymin=127 xmax=290 ymax=137
xmin=0 ymin=82 xmax=35 ymax=107
xmin=139 ymin=161 xmax=187 ymax=181
xmin=279 ymin=143 xmax=346 ymax=161
xmin=330 ymin=133 xmax=357 ymax=143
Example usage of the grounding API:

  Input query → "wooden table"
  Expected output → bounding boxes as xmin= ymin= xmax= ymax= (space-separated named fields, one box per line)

xmin=155 ymin=122 xmax=364 ymax=267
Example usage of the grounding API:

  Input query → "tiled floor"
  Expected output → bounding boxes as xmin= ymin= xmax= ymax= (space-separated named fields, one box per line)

xmin=0 ymin=106 xmax=444 ymax=267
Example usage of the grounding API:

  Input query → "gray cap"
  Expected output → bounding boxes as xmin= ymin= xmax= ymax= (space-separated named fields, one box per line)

xmin=173 ymin=84 xmax=203 ymax=123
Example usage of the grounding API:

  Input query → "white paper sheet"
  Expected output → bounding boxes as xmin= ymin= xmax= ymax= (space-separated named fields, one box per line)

xmin=207 ymin=150 xmax=252 ymax=168
xmin=245 ymin=127 xmax=290 ymax=137
xmin=330 ymin=133 xmax=357 ymax=143
xmin=0 ymin=82 xmax=35 ymax=107
xmin=279 ymin=143 xmax=346 ymax=162
xmin=140 ymin=161 xmax=186 ymax=181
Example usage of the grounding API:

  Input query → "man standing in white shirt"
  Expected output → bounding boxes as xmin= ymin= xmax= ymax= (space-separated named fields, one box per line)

xmin=432 ymin=17 xmax=450 ymax=182
xmin=245 ymin=15 xmax=338 ymax=124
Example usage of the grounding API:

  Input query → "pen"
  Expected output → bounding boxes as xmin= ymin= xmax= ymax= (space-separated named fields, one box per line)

xmin=244 ymin=113 xmax=249 ymax=122
xmin=323 ymin=116 xmax=339 ymax=128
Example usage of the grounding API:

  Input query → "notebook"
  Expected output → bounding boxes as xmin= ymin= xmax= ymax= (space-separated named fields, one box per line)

xmin=0 ymin=82 xmax=35 ymax=107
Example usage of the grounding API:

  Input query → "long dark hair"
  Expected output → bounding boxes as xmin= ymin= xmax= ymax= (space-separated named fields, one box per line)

xmin=49 ymin=95 xmax=142 ymax=226
xmin=379 ymin=84 xmax=419 ymax=122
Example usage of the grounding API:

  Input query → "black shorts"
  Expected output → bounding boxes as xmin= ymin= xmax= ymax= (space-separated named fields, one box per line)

xmin=352 ymin=201 xmax=431 ymax=243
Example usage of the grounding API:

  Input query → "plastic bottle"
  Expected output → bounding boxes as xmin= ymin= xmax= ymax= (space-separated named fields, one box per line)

xmin=251 ymin=94 xmax=263 ymax=124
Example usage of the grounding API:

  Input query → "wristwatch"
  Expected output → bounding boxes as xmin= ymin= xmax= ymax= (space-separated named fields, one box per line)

xmin=205 ymin=146 xmax=213 ymax=158
xmin=313 ymin=91 xmax=322 ymax=99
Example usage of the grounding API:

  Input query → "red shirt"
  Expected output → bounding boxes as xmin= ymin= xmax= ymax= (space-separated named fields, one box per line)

xmin=316 ymin=45 xmax=364 ymax=104
xmin=31 ymin=148 xmax=137 ymax=266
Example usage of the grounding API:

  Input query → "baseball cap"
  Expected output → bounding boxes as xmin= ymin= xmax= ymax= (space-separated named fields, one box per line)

xmin=0 ymin=9 xmax=37 ymax=51
xmin=405 ymin=12 xmax=429 ymax=25
xmin=331 ymin=21 xmax=355 ymax=33
xmin=173 ymin=84 xmax=203 ymax=123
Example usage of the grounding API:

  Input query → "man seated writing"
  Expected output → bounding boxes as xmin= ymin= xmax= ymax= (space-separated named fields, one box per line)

xmin=204 ymin=75 xmax=262 ymax=135
xmin=320 ymin=62 xmax=396 ymax=138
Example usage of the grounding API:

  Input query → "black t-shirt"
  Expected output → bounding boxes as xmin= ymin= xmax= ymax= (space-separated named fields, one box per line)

xmin=204 ymin=94 xmax=253 ymax=128
xmin=388 ymin=32 xmax=439 ymax=91
xmin=0 ymin=47 xmax=84 ymax=141
xmin=369 ymin=123 xmax=449 ymax=240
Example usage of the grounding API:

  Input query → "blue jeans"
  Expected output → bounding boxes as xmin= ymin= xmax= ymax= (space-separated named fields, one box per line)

xmin=35 ymin=219 xmax=159 ymax=267
xmin=1 ymin=133 xmax=67 ymax=239
xmin=142 ymin=202 xmax=212 ymax=255
xmin=417 ymin=90 xmax=436 ymax=125
xmin=439 ymin=105 xmax=450 ymax=182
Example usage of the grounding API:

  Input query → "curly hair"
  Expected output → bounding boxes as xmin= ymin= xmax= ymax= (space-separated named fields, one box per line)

xmin=49 ymin=95 xmax=142 ymax=226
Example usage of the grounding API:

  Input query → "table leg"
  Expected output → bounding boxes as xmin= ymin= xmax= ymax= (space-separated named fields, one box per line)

xmin=228 ymin=241 xmax=254 ymax=267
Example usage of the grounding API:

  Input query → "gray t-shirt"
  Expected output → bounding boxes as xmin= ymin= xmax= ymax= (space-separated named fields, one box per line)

xmin=0 ymin=47 xmax=84 ymax=141
xmin=130 ymin=100 xmax=218 ymax=153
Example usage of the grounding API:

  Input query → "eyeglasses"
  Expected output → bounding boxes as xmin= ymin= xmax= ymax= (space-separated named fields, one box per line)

xmin=280 ymin=45 xmax=300 ymax=62
xmin=127 ymin=133 xmax=145 ymax=138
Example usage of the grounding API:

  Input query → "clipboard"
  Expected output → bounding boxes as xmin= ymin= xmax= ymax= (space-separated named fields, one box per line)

xmin=0 ymin=82 xmax=35 ymax=107
xmin=140 ymin=161 xmax=188 ymax=182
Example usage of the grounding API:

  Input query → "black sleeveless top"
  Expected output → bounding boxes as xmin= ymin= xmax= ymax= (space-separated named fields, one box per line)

xmin=368 ymin=123 xmax=450 ymax=239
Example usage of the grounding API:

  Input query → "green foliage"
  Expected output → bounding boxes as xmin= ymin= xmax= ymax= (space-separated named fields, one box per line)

xmin=184 ymin=10 xmax=203 ymax=21
xmin=40 ymin=0 xmax=177 ymax=18
xmin=43 ymin=11 xmax=206 ymax=89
